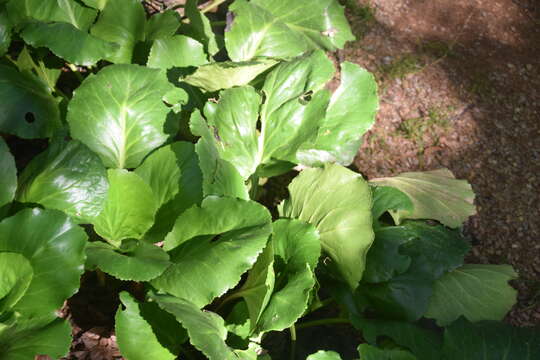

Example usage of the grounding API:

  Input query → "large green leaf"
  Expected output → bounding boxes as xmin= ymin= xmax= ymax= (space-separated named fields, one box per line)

xmin=0 ymin=65 xmax=61 ymax=138
xmin=86 ymin=240 xmax=170 ymax=281
xmin=152 ymin=196 xmax=271 ymax=307
xmin=363 ymin=227 xmax=411 ymax=283
xmin=145 ymin=10 xmax=180 ymax=40
xmin=0 ymin=252 xmax=33 ymax=313
xmin=225 ymin=0 xmax=354 ymax=61
xmin=152 ymin=294 xmax=238 ymax=360
xmin=357 ymin=344 xmax=417 ymax=360
xmin=17 ymin=139 xmax=108 ymax=223
xmin=135 ymin=141 xmax=203 ymax=243
xmin=370 ymin=169 xmax=476 ymax=228
xmin=351 ymin=317 xmax=443 ymax=360
xmin=425 ymin=264 xmax=517 ymax=326
xmin=80 ymin=0 xmax=108 ymax=10
xmin=182 ymin=59 xmax=278 ymax=92
xmin=279 ymin=164 xmax=373 ymax=289
xmin=442 ymin=317 xmax=540 ymax=360
xmin=190 ymin=110 xmax=249 ymax=200
xmin=255 ymin=219 xmax=320 ymax=333
xmin=0 ymin=208 xmax=87 ymax=320
xmin=115 ymin=292 xmax=176 ymax=360
xmin=147 ymin=35 xmax=207 ymax=69
xmin=371 ymin=185 xmax=413 ymax=224
xmin=7 ymin=0 xmax=97 ymax=30
xmin=90 ymin=0 xmax=146 ymax=64
xmin=362 ymin=221 xmax=469 ymax=321
xmin=20 ymin=22 xmax=118 ymax=66
xmin=0 ymin=138 xmax=16 ymax=207
xmin=68 ymin=64 xmax=175 ymax=168
xmin=297 ymin=62 xmax=378 ymax=166
xmin=92 ymin=169 xmax=157 ymax=247
xmin=180 ymin=0 xmax=219 ymax=55
xmin=0 ymin=318 xmax=71 ymax=360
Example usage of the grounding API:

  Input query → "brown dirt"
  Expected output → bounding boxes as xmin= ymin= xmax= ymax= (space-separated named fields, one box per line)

xmin=345 ymin=0 xmax=540 ymax=326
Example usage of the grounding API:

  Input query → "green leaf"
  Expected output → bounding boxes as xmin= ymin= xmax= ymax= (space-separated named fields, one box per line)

xmin=7 ymin=0 xmax=97 ymax=30
xmin=182 ymin=59 xmax=278 ymax=92
xmin=0 ymin=318 xmax=71 ymax=360
xmin=425 ymin=264 xmax=518 ymax=326
xmin=362 ymin=221 xmax=469 ymax=321
xmin=442 ymin=317 xmax=540 ymax=360
xmin=145 ymin=10 xmax=180 ymax=40
xmin=80 ymin=0 xmax=108 ymax=10
xmin=135 ymin=141 xmax=203 ymax=243
xmin=15 ymin=47 xmax=61 ymax=93
xmin=297 ymin=62 xmax=378 ymax=166
xmin=86 ymin=240 xmax=170 ymax=281
xmin=371 ymin=185 xmax=413 ymax=223
xmin=115 ymin=292 xmax=176 ymax=360
xmin=0 ymin=208 xmax=87 ymax=320
xmin=152 ymin=196 xmax=271 ymax=307
xmin=0 ymin=138 xmax=16 ymax=208
xmin=90 ymin=0 xmax=146 ymax=64
xmin=17 ymin=139 xmax=108 ymax=223
xmin=152 ymin=294 xmax=238 ymax=360
xmin=92 ymin=169 xmax=157 ymax=247
xmin=357 ymin=344 xmax=417 ymax=360
xmin=363 ymin=227 xmax=412 ymax=283
xmin=147 ymin=35 xmax=207 ymax=69
xmin=255 ymin=219 xmax=320 ymax=333
xmin=0 ymin=10 xmax=11 ymax=56
xmin=351 ymin=317 xmax=443 ymax=360
xmin=0 ymin=64 xmax=61 ymax=138
xmin=370 ymin=169 xmax=476 ymax=228
xmin=190 ymin=110 xmax=249 ymax=200
xmin=20 ymin=21 xmax=117 ymax=66
xmin=68 ymin=64 xmax=175 ymax=168
xmin=181 ymin=0 xmax=219 ymax=55
xmin=279 ymin=164 xmax=374 ymax=289
xmin=238 ymin=243 xmax=275 ymax=331
xmin=225 ymin=0 xmax=354 ymax=61
xmin=306 ymin=350 xmax=342 ymax=360
xmin=0 ymin=252 xmax=33 ymax=313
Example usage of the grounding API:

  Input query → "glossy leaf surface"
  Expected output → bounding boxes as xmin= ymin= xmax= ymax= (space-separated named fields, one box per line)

xmin=147 ymin=35 xmax=207 ymax=69
xmin=68 ymin=64 xmax=174 ymax=168
xmin=0 ymin=252 xmax=33 ymax=313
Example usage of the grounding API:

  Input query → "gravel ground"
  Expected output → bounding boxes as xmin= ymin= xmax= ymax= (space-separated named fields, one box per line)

xmin=346 ymin=0 xmax=540 ymax=326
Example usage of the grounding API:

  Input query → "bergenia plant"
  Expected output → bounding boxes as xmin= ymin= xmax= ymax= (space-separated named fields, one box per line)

xmin=0 ymin=0 xmax=538 ymax=359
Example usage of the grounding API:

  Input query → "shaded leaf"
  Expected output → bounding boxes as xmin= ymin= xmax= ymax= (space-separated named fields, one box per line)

xmin=0 ymin=137 xmax=16 ymax=207
xmin=307 ymin=350 xmax=342 ymax=360
xmin=135 ymin=141 xmax=203 ymax=243
xmin=147 ymin=35 xmax=207 ymax=69
xmin=181 ymin=0 xmax=219 ymax=55
xmin=370 ymin=169 xmax=476 ymax=228
xmin=279 ymin=164 xmax=373 ymax=289
xmin=371 ymin=185 xmax=413 ymax=223
xmin=152 ymin=196 xmax=271 ymax=307
xmin=145 ymin=10 xmax=180 ymax=40
xmin=0 ymin=64 xmax=61 ymax=138
xmin=115 ymin=292 xmax=176 ymax=360
xmin=21 ymin=22 xmax=117 ymax=66
xmin=358 ymin=344 xmax=417 ymax=360
xmin=225 ymin=0 xmax=354 ymax=61
xmin=0 ymin=208 xmax=87 ymax=320
xmin=92 ymin=169 xmax=157 ymax=246
xmin=90 ymin=0 xmax=146 ymax=64
xmin=0 ymin=10 xmax=11 ymax=56
xmin=183 ymin=59 xmax=278 ymax=92
xmin=17 ymin=139 xmax=108 ymax=223
xmin=426 ymin=264 xmax=517 ymax=326
xmin=68 ymin=64 xmax=174 ymax=168
xmin=86 ymin=240 xmax=170 ymax=281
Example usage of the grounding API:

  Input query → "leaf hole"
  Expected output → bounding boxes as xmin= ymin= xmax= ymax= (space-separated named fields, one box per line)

xmin=25 ymin=112 xmax=36 ymax=124
xmin=299 ymin=91 xmax=313 ymax=105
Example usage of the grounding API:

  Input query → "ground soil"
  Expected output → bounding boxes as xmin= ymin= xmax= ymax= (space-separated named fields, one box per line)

xmin=345 ymin=0 xmax=540 ymax=326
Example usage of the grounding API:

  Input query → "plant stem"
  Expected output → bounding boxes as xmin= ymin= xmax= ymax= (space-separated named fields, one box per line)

xmin=249 ymin=174 xmax=260 ymax=200
xmin=295 ymin=317 xmax=349 ymax=330
xmin=308 ymin=297 xmax=335 ymax=312
xmin=201 ymin=0 xmax=227 ymax=14
xmin=289 ymin=325 xmax=297 ymax=360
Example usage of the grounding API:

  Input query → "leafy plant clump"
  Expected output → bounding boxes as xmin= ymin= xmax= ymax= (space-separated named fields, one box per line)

xmin=0 ymin=0 xmax=538 ymax=359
